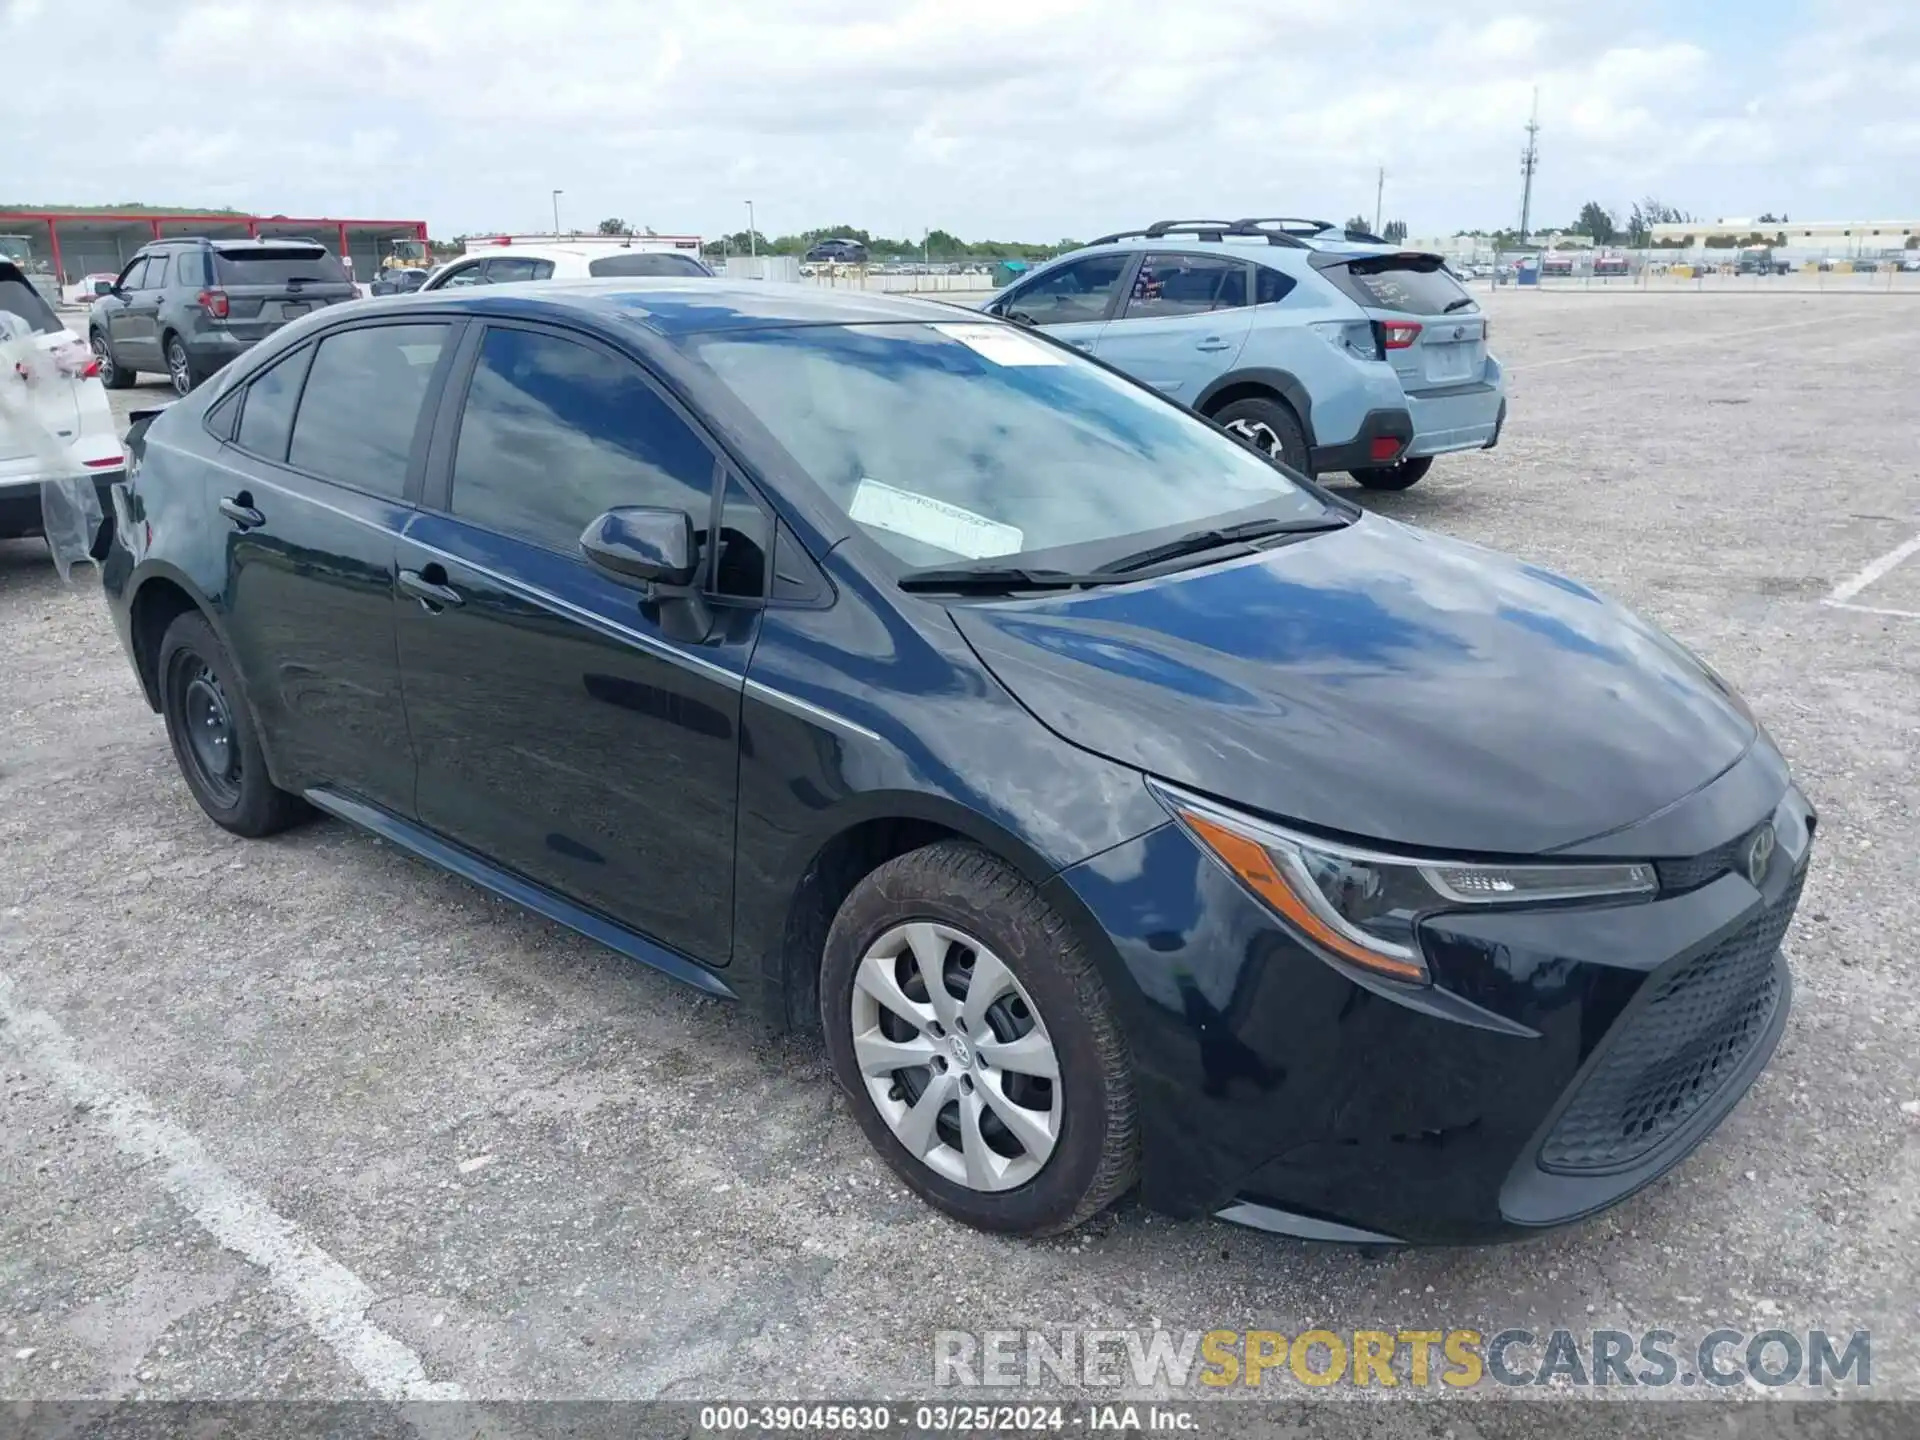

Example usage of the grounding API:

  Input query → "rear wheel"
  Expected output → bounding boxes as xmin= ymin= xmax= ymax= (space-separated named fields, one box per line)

xmin=91 ymin=331 xmax=134 ymax=389
xmin=1212 ymin=396 xmax=1311 ymax=476
xmin=821 ymin=841 xmax=1136 ymax=1235
xmin=158 ymin=610 xmax=308 ymax=837
xmin=164 ymin=334 xmax=199 ymax=397
xmin=1350 ymin=455 xmax=1433 ymax=491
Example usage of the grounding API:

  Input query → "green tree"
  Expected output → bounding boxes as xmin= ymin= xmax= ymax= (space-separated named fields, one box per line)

xmin=1382 ymin=219 xmax=1408 ymax=244
xmin=1575 ymin=202 xmax=1618 ymax=244
xmin=597 ymin=217 xmax=630 ymax=235
xmin=1344 ymin=214 xmax=1372 ymax=236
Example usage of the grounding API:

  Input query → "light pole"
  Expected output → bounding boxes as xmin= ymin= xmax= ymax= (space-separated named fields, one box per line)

xmin=745 ymin=200 xmax=756 ymax=257
xmin=551 ymin=189 xmax=563 ymax=236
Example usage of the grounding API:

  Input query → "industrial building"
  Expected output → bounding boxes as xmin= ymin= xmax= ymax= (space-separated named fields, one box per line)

xmin=0 ymin=209 xmax=430 ymax=286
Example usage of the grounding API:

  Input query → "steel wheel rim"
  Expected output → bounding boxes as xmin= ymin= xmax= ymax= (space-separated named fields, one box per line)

xmin=850 ymin=921 xmax=1063 ymax=1193
xmin=179 ymin=661 xmax=241 ymax=805
xmin=91 ymin=334 xmax=114 ymax=384
xmin=168 ymin=341 xmax=191 ymax=395
xmin=1225 ymin=417 xmax=1285 ymax=459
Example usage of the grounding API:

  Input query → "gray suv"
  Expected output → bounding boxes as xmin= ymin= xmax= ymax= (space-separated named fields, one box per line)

xmin=88 ymin=237 xmax=358 ymax=396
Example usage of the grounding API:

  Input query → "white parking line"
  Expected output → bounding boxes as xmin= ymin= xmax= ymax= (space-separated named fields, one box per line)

xmin=1508 ymin=314 xmax=1885 ymax=373
xmin=1826 ymin=532 xmax=1920 ymax=605
xmin=0 ymin=971 xmax=465 ymax=1401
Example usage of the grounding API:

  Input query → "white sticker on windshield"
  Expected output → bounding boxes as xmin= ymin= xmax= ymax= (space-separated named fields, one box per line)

xmin=930 ymin=322 xmax=1067 ymax=366
xmin=849 ymin=479 xmax=1025 ymax=559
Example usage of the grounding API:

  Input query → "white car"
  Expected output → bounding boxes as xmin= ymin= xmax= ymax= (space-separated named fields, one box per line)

xmin=418 ymin=242 xmax=714 ymax=291
xmin=62 ymin=272 xmax=119 ymax=307
xmin=1 ymin=263 xmax=123 ymax=547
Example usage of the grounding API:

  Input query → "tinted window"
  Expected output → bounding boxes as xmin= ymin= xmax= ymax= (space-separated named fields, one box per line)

xmin=139 ymin=254 xmax=171 ymax=289
xmin=213 ymin=248 xmax=351 ymax=286
xmin=1325 ymin=257 xmax=1475 ymax=316
xmin=450 ymin=327 xmax=715 ymax=554
xmin=530 ymin=260 xmax=555 ymax=280
xmin=0 ymin=270 xmax=60 ymax=336
xmin=437 ymin=262 xmax=489 ymax=288
xmin=287 ymin=324 xmax=447 ymax=495
xmin=486 ymin=256 xmax=543 ymax=283
xmin=688 ymin=323 xmax=1321 ymax=568
xmin=1000 ymin=254 xmax=1130 ymax=325
xmin=1122 ymin=254 xmax=1248 ymax=318
xmin=117 ymin=258 xmax=149 ymax=290
xmin=1255 ymin=266 xmax=1295 ymax=305
xmin=713 ymin=473 xmax=769 ymax=598
xmin=235 ymin=345 xmax=314 ymax=462
xmin=588 ymin=253 xmax=710 ymax=278
xmin=173 ymin=249 xmax=208 ymax=288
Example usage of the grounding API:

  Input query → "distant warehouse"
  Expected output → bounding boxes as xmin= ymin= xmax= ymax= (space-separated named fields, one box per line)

xmin=1648 ymin=218 xmax=1918 ymax=255
xmin=0 ymin=209 xmax=429 ymax=285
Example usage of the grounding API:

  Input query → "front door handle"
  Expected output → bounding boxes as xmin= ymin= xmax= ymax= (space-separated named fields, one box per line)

xmin=1195 ymin=337 xmax=1232 ymax=352
xmin=218 ymin=494 xmax=264 ymax=529
xmin=1067 ymin=339 xmax=1094 ymax=351
xmin=399 ymin=566 xmax=464 ymax=611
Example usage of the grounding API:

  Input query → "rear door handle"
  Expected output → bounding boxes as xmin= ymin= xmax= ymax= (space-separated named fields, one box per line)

xmin=1195 ymin=337 xmax=1232 ymax=352
xmin=1067 ymin=340 xmax=1093 ymax=351
xmin=218 ymin=495 xmax=265 ymax=529
xmin=399 ymin=566 xmax=464 ymax=611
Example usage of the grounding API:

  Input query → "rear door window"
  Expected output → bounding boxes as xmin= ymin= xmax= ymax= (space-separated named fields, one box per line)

xmin=999 ymin=254 xmax=1132 ymax=325
xmin=234 ymin=345 xmax=315 ymax=463
xmin=213 ymin=248 xmax=351 ymax=286
xmin=1322 ymin=256 xmax=1475 ymax=316
xmin=485 ymin=256 xmax=544 ymax=283
xmin=587 ymin=253 xmax=710 ymax=278
xmin=139 ymin=254 xmax=171 ymax=289
xmin=1121 ymin=254 xmax=1250 ymax=318
xmin=287 ymin=323 xmax=449 ymax=497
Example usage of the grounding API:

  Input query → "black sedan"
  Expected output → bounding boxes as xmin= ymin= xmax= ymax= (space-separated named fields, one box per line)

xmin=100 ymin=280 xmax=1813 ymax=1241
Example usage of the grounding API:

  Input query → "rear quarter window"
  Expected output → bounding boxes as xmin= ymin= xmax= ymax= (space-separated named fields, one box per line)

xmin=587 ymin=253 xmax=711 ymax=278
xmin=1325 ymin=257 xmax=1474 ymax=316
xmin=214 ymin=249 xmax=351 ymax=286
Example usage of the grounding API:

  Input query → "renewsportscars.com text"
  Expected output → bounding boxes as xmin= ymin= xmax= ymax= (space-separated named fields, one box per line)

xmin=934 ymin=1327 xmax=1871 ymax=1391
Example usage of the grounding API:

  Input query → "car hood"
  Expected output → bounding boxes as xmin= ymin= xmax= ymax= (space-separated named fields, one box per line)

xmin=948 ymin=516 xmax=1756 ymax=856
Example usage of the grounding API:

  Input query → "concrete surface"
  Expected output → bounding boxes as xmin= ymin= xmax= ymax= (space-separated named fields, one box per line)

xmin=3 ymin=289 xmax=1918 ymax=1412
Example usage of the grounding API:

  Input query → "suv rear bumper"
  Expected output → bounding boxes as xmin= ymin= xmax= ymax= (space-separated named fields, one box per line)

xmin=1403 ymin=358 xmax=1507 ymax=458
xmin=0 ymin=470 xmax=123 ymax=540
xmin=1310 ymin=407 xmax=1413 ymax=475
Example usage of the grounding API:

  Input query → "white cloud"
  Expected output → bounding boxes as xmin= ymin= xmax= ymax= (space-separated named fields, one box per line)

xmin=2 ymin=0 xmax=1914 ymax=241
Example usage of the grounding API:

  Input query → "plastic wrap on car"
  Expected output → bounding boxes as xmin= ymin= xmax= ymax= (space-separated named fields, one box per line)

xmin=0 ymin=312 xmax=107 ymax=580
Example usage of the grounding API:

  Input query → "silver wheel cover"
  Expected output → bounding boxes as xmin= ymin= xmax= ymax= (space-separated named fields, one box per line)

xmin=1224 ymin=416 xmax=1285 ymax=457
xmin=850 ymin=922 xmax=1062 ymax=1192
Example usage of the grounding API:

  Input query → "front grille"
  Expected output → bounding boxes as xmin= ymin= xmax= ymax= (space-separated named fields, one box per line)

xmin=1655 ymin=831 xmax=1753 ymax=893
xmin=1540 ymin=865 xmax=1804 ymax=1174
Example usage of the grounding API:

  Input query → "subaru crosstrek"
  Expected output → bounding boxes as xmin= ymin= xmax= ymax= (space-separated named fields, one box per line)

xmin=102 ymin=280 xmax=1803 ymax=1243
xmin=984 ymin=217 xmax=1507 ymax=490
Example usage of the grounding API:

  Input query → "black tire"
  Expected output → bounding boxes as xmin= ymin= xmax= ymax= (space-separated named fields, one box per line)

xmin=91 ymin=331 xmax=134 ymax=390
xmin=821 ymin=841 xmax=1136 ymax=1236
xmin=1350 ymin=455 xmax=1434 ymax=491
xmin=164 ymin=333 xmax=200 ymax=397
xmin=157 ymin=610 xmax=308 ymax=837
xmin=1211 ymin=396 xmax=1311 ymax=476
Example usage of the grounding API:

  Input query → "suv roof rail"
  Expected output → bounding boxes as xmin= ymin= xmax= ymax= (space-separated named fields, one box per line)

xmin=1085 ymin=219 xmax=1309 ymax=249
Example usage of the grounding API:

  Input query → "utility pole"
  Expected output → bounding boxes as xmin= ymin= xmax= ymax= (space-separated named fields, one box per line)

xmin=1518 ymin=88 xmax=1540 ymax=243
xmin=1374 ymin=167 xmax=1384 ymax=234
xmin=746 ymin=200 xmax=756 ymax=257
xmin=551 ymin=189 xmax=563 ymax=236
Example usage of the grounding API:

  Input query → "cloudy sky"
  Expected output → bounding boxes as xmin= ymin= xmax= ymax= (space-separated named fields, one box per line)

xmin=4 ymin=0 xmax=1914 ymax=242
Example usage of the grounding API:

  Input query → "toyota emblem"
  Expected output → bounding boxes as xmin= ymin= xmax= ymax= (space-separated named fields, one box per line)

xmin=1745 ymin=825 xmax=1776 ymax=887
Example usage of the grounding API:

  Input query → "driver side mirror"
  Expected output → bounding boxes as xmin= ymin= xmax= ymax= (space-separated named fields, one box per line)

xmin=581 ymin=505 xmax=711 ymax=642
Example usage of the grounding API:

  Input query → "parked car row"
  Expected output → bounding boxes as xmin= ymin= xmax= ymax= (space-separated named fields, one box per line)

xmin=96 ymin=273 xmax=1812 ymax=1245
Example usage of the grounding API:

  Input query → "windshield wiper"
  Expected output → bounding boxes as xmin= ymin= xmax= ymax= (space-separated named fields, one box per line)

xmin=1442 ymin=297 xmax=1478 ymax=314
xmin=1095 ymin=514 xmax=1352 ymax=576
xmin=897 ymin=564 xmax=1122 ymax=594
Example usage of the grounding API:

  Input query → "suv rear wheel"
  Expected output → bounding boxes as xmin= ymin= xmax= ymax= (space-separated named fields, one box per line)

xmin=1213 ymin=396 xmax=1311 ymax=476
xmin=821 ymin=841 xmax=1136 ymax=1235
xmin=91 ymin=332 xmax=134 ymax=389
xmin=164 ymin=334 xmax=199 ymax=397
xmin=1351 ymin=456 xmax=1433 ymax=491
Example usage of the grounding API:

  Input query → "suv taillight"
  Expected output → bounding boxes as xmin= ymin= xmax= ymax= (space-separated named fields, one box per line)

xmin=198 ymin=289 xmax=230 ymax=320
xmin=1380 ymin=321 xmax=1423 ymax=350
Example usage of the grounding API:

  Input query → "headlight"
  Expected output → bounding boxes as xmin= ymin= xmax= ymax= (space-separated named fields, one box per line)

xmin=1149 ymin=781 xmax=1657 ymax=984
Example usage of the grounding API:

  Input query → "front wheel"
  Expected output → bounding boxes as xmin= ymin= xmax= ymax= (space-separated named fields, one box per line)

xmin=821 ymin=841 xmax=1136 ymax=1235
xmin=1350 ymin=455 xmax=1433 ymax=490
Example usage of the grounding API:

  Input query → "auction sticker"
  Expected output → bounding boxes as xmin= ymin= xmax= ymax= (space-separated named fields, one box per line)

xmin=930 ymin=322 xmax=1067 ymax=366
xmin=849 ymin=478 xmax=1025 ymax=559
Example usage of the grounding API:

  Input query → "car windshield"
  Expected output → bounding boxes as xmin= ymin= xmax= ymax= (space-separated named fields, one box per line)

xmin=686 ymin=321 xmax=1325 ymax=568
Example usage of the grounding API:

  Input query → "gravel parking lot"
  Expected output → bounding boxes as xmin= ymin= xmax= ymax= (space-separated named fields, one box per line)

xmin=3 ymin=289 xmax=1917 ymax=1413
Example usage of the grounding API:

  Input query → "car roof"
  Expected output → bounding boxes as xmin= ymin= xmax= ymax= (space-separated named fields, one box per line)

xmin=376 ymin=277 xmax=979 ymax=337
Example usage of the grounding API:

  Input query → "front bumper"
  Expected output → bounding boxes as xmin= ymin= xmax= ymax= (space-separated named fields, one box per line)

xmin=1052 ymin=781 xmax=1813 ymax=1244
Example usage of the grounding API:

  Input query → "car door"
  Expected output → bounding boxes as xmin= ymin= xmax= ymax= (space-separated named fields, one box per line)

xmin=213 ymin=318 xmax=460 ymax=815
xmin=120 ymin=252 xmax=171 ymax=370
xmin=393 ymin=319 xmax=756 ymax=966
xmin=985 ymin=251 xmax=1136 ymax=353
xmin=1091 ymin=252 xmax=1258 ymax=398
xmin=103 ymin=257 xmax=148 ymax=359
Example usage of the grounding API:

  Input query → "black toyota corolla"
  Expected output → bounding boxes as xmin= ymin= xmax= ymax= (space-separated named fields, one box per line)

xmin=100 ymin=280 xmax=1813 ymax=1242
